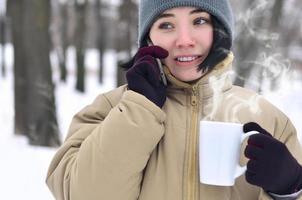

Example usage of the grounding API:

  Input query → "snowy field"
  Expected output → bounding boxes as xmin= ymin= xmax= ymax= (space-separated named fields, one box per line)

xmin=0 ymin=44 xmax=301 ymax=200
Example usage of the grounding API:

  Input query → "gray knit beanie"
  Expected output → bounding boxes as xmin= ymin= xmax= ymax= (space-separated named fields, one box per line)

xmin=138 ymin=0 xmax=234 ymax=47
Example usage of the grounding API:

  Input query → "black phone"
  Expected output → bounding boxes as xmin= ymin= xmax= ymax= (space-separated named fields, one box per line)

xmin=147 ymin=39 xmax=167 ymax=86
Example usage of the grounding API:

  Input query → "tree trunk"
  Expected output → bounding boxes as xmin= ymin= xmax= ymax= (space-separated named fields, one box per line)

xmin=75 ymin=1 xmax=87 ymax=93
xmin=116 ymin=0 xmax=138 ymax=86
xmin=98 ymin=44 xmax=104 ymax=83
xmin=59 ymin=46 xmax=67 ymax=82
xmin=96 ymin=0 xmax=104 ymax=83
xmin=117 ymin=59 xmax=127 ymax=86
xmin=9 ymin=0 xmax=61 ymax=146
xmin=0 ymin=15 xmax=6 ymax=77
xmin=268 ymin=0 xmax=284 ymax=90
xmin=270 ymin=0 xmax=284 ymax=32
xmin=7 ymin=0 xmax=28 ymax=136
xmin=233 ymin=0 xmax=267 ymax=88
xmin=232 ymin=0 xmax=286 ymax=91
xmin=24 ymin=0 xmax=60 ymax=146
xmin=59 ymin=3 xmax=68 ymax=82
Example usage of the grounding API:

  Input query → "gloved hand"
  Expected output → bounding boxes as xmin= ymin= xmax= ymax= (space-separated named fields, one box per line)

xmin=243 ymin=122 xmax=302 ymax=194
xmin=126 ymin=46 xmax=168 ymax=108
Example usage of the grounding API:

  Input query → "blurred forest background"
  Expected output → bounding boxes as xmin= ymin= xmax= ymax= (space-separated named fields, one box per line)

xmin=0 ymin=0 xmax=301 ymax=147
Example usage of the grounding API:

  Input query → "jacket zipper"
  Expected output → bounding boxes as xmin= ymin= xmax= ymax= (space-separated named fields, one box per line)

xmin=185 ymin=85 xmax=199 ymax=200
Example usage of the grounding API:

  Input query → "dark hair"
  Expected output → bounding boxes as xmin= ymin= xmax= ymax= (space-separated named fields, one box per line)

xmin=198 ymin=16 xmax=232 ymax=73
xmin=119 ymin=38 xmax=148 ymax=70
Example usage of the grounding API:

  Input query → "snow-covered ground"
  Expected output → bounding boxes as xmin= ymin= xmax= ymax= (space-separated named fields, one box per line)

xmin=0 ymin=44 xmax=301 ymax=200
xmin=0 ymin=45 xmax=117 ymax=200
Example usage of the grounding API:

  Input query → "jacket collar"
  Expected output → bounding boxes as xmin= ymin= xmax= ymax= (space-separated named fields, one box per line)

xmin=164 ymin=52 xmax=234 ymax=99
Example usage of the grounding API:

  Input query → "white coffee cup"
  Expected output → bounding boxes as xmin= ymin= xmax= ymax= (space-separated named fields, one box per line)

xmin=199 ymin=121 xmax=258 ymax=186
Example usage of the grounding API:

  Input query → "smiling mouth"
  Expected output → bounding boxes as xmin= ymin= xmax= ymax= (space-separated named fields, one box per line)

xmin=175 ymin=56 xmax=202 ymax=62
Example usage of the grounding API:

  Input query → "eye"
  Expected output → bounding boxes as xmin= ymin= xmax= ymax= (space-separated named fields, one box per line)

xmin=193 ymin=17 xmax=210 ymax=25
xmin=158 ymin=22 xmax=174 ymax=30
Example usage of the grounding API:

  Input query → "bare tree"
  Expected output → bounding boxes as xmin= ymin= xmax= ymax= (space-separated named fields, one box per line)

xmin=8 ymin=0 xmax=60 ymax=146
xmin=74 ymin=0 xmax=88 ymax=92
xmin=96 ymin=0 xmax=106 ymax=83
xmin=7 ymin=0 xmax=28 ymax=136
xmin=53 ymin=1 xmax=69 ymax=82
xmin=231 ymin=0 xmax=283 ymax=90
xmin=279 ymin=0 xmax=302 ymax=69
xmin=262 ymin=0 xmax=284 ymax=91
xmin=116 ymin=0 xmax=138 ymax=86
xmin=0 ymin=14 xmax=6 ymax=77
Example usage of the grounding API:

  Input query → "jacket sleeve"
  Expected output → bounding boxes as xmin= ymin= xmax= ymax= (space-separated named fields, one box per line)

xmin=258 ymin=119 xmax=302 ymax=200
xmin=46 ymin=90 xmax=166 ymax=200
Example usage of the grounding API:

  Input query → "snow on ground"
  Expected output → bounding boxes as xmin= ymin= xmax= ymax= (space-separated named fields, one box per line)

xmin=0 ymin=45 xmax=301 ymax=199
xmin=0 ymin=68 xmax=57 ymax=200
xmin=0 ymin=47 xmax=117 ymax=200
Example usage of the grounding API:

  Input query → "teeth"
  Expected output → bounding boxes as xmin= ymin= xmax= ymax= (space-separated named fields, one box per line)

xmin=177 ymin=56 xmax=198 ymax=62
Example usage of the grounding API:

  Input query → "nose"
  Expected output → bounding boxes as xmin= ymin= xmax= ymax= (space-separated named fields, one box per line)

xmin=175 ymin=27 xmax=195 ymax=48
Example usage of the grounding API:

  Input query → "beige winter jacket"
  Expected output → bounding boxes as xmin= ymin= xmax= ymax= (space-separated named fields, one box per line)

xmin=46 ymin=52 xmax=302 ymax=200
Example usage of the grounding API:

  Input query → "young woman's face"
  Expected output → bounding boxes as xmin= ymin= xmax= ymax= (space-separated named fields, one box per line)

xmin=149 ymin=7 xmax=213 ymax=82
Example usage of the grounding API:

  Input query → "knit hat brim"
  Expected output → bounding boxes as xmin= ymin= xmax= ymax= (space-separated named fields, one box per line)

xmin=138 ymin=0 xmax=234 ymax=47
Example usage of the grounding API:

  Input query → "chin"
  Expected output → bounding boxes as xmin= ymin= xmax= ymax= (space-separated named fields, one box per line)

xmin=175 ymin=74 xmax=202 ymax=82
xmin=166 ymin=63 xmax=203 ymax=82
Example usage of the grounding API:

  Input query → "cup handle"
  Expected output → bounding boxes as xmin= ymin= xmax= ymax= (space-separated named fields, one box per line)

xmin=234 ymin=131 xmax=259 ymax=178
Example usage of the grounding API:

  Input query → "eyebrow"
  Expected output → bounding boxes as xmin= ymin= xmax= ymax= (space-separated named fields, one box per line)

xmin=157 ymin=8 xmax=208 ymax=20
xmin=190 ymin=8 xmax=206 ymax=15
xmin=157 ymin=13 xmax=174 ymax=20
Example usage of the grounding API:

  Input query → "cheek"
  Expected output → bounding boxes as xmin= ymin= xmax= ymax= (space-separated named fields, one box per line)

xmin=154 ymin=42 xmax=173 ymax=66
xmin=199 ymin=29 xmax=213 ymax=49
xmin=149 ymin=27 xmax=174 ymax=52
xmin=162 ymin=57 xmax=171 ymax=67
xmin=149 ymin=34 xmax=174 ymax=63
xmin=150 ymin=35 xmax=173 ymax=51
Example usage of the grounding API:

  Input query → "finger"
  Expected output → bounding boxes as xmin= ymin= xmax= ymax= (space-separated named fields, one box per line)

xmin=243 ymin=122 xmax=262 ymax=133
xmin=247 ymin=133 xmax=276 ymax=149
xmin=136 ymin=46 xmax=169 ymax=60
xmin=243 ymin=122 xmax=272 ymax=137
xmin=244 ymin=144 xmax=262 ymax=160
xmin=126 ymin=68 xmax=153 ymax=93
xmin=247 ymin=134 xmax=267 ymax=148
xmin=245 ymin=171 xmax=259 ymax=186
xmin=121 ymin=46 xmax=167 ymax=69
xmin=135 ymin=55 xmax=158 ymax=71
xmin=132 ymin=59 xmax=161 ymax=86
xmin=247 ymin=160 xmax=261 ymax=174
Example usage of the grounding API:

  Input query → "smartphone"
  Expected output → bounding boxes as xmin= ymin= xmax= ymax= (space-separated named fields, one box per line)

xmin=147 ymin=39 xmax=167 ymax=86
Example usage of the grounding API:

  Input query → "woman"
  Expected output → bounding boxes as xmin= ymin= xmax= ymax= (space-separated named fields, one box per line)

xmin=46 ymin=0 xmax=302 ymax=199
